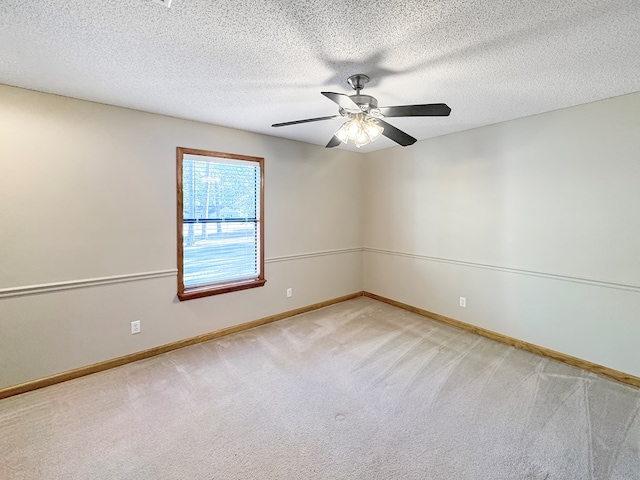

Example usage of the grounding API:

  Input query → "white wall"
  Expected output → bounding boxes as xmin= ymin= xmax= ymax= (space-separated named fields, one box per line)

xmin=0 ymin=85 xmax=363 ymax=389
xmin=363 ymin=91 xmax=640 ymax=377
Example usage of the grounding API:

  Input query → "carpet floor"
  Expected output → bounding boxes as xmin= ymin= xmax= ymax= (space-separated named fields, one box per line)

xmin=1 ymin=297 xmax=639 ymax=479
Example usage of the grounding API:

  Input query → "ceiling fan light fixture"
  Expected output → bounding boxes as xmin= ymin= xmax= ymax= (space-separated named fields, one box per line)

xmin=335 ymin=114 xmax=381 ymax=148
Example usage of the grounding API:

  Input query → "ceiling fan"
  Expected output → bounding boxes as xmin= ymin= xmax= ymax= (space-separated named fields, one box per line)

xmin=272 ymin=74 xmax=451 ymax=148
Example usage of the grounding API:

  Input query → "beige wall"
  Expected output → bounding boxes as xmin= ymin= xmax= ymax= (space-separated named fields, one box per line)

xmin=0 ymin=85 xmax=363 ymax=389
xmin=2 ymin=84 xmax=639 ymax=390
xmin=363 ymin=91 xmax=640 ymax=377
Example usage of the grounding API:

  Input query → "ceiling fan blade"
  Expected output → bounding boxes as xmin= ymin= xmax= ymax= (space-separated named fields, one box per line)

xmin=378 ymin=103 xmax=451 ymax=117
xmin=325 ymin=136 xmax=342 ymax=148
xmin=378 ymin=119 xmax=417 ymax=146
xmin=321 ymin=92 xmax=361 ymax=111
xmin=272 ymin=115 xmax=341 ymax=128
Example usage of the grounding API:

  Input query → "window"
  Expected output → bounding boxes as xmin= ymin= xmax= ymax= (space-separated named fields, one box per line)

xmin=176 ymin=147 xmax=265 ymax=300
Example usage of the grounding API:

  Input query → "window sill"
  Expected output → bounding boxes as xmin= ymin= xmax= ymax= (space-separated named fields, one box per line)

xmin=177 ymin=278 xmax=266 ymax=301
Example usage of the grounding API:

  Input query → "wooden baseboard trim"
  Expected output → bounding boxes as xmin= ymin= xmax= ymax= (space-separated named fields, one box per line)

xmin=363 ymin=291 xmax=640 ymax=389
xmin=6 ymin=290 xmax=636 ymax=399
xmin=0 ymin=291 xmax=365 ymax=400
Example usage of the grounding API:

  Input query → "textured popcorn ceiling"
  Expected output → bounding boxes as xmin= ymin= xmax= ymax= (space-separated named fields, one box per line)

xmin=0 ymin=0 xmax=639 ymax=152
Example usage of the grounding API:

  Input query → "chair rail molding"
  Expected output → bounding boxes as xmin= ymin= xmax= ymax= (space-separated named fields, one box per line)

xmin=363 ymin=247 xmax=640 ymax=293
xmin=0 ymin=270 xmax=178 ymax=299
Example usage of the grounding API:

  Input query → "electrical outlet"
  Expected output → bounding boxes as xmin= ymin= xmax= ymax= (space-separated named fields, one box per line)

xmin=131 ymin=320 xmax=141 ymax=334
xmin=286 ymin=288 xmax=292 ymax=298
xmin=459 ymin=297 xmax=466 ymax=308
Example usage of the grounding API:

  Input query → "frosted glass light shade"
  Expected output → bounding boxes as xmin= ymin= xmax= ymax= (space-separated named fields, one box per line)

xmin=335 ymin=114 xmax=384 ymax=148
xmin=364 ymin=118 xmax=383 ymax=141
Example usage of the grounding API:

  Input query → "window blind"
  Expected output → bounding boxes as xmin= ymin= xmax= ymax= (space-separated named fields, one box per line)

xmin=182 ymin=155 xmax=260 ymax=289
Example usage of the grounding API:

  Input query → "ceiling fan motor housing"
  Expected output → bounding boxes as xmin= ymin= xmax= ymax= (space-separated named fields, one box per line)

xmin=339 ymin=94 xmax=378 ymax=115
